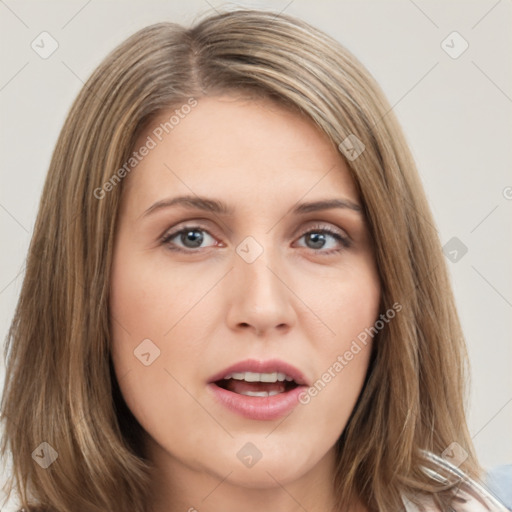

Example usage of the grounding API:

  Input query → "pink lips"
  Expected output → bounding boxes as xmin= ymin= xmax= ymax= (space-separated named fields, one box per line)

xmin=207 ymin=358 xmax=310 ymax=421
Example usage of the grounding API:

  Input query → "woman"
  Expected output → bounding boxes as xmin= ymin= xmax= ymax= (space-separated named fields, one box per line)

xmin=1 ymin=9 xmax=508 ymax=512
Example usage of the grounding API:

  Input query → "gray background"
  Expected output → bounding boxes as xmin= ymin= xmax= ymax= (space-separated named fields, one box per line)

xmin=1 ymin=0 xmax=511 ymax=508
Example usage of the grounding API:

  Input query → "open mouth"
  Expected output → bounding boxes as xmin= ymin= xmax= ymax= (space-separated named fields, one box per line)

xmin=208 ymin=361 xmax=308 ymax=420
xmin=214 ymin=371 xmax=300 ymax=397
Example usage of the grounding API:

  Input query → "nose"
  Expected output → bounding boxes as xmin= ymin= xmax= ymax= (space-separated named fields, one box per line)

xmin=225 ymin=243 xmax=297 ymax=337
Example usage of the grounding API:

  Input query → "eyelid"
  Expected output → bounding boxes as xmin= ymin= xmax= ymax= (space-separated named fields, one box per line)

xmin=292 ymin=220 xmax=349 ymax=240
xmin=160 ymin=217 xmax=216 ymax=237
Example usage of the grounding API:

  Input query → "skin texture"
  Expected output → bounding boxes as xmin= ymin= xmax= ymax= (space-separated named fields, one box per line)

xmin=109 ymin=95 xmax=381 ymax=512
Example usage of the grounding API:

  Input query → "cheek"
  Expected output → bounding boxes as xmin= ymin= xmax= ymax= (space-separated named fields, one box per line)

xmin=109 ymin=250 xmax=217 ymax=348
xmin=306 ymin=258 xmax=381 ymax=347
xmin=108 ymin=246 xmax=226 ymax=385
xmin=295 ymin=259 xmax=380 ymax=420
xmin=108 ymin=250 xmax=216 ymax=447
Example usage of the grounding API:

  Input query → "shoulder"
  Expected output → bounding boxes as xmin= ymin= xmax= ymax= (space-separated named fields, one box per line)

xmin=401 ymin=451 xmax=510 ymax=512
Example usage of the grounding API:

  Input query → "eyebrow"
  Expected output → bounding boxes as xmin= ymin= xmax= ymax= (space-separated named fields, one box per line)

xmin=141 ymin=194 xmax=362 ymax=219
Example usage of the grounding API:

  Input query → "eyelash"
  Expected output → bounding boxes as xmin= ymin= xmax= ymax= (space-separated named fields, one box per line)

xmin=160 ymin=223 xmax=351 ymax=255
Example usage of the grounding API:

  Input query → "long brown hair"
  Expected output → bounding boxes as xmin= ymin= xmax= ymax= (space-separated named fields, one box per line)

xmin=1 ymin=9 xmax=479 ymax=512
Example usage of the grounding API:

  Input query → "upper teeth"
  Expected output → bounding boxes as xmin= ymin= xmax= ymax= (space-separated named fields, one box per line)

xmin=224 ymin=371 xmax=294 ymax=383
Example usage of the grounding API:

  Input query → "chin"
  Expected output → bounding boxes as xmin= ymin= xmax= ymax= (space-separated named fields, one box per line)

xmin=226 ymin=462 xmax=308 ymax=489
xmin=203 ymin=439 xmax=322 ymax=488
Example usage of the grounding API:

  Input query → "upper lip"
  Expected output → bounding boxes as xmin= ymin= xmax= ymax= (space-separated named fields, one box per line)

xmin=208 ymin=358 xmax=310 ymax=386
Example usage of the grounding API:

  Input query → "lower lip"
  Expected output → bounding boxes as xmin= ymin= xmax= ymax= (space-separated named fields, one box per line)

xmin=207 ymin=383 xmax=306 ymax=421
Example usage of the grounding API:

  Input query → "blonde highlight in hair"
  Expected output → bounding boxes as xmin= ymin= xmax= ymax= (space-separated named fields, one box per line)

xmin=1 ymin=9 xmax=479 ymax=512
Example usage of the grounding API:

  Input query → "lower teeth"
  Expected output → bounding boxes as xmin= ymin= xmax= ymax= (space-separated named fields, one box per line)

xmin=239 ymin=390 xmax=283 ymax=397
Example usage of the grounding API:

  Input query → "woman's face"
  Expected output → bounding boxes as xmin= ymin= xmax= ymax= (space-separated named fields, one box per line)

xmin=110 ymin=95 xmax=381 ymax=495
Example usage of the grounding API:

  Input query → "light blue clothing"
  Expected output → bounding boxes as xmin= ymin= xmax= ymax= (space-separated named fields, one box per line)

xmin=485 ymin=465 xmax=512 ymax=511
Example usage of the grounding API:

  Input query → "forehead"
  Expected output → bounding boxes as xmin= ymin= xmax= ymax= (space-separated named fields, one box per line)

xmin=121 ymin=95 xmax=359 ymax=214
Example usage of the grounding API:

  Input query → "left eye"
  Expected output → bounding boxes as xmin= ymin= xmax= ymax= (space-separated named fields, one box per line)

xmin=296 ymin=229 xmax=350 ymax=253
